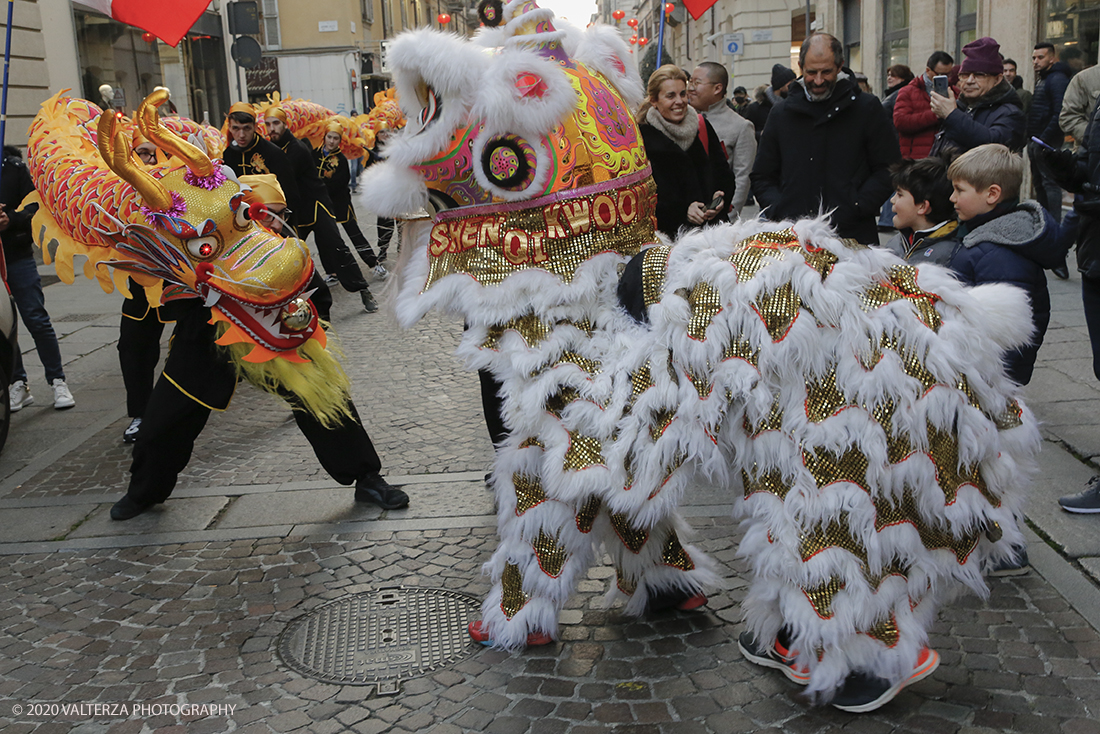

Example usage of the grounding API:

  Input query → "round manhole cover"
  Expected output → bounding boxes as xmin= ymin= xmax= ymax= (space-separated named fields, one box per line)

xmin=278 ymin=586 xmax=481 ymax=685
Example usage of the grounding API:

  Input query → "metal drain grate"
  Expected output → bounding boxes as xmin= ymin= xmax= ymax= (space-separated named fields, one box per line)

xmin=278 ymin=586 xmax=481 ymax=686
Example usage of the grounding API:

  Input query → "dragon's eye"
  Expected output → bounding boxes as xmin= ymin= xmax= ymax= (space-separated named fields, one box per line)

xmin=187 ymin=237 xmax=219 ymax=259
xmin=234 ymin=205 xmax=250 ymax=230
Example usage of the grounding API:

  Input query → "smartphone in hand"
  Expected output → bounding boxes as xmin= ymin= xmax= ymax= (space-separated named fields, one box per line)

xmin=932 ymin=75 xmax=949 ymax=98
xmin=707 ymin=193 xmax=725 ymax=212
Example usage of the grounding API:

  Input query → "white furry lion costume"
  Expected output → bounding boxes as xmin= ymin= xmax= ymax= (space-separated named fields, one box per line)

xmin=364 ymin=0 xmax=1040 ymax=704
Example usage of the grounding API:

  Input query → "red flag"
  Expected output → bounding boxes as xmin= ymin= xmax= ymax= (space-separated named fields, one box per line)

xmin=73 ymin=0 xmax=212 ymax=47
xmin=681 ymin=0 xmax=719 ymax=21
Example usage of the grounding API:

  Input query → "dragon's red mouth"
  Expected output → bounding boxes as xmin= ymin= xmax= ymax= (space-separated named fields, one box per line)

xmin=201 ymin=261 xmax=319 ymax=352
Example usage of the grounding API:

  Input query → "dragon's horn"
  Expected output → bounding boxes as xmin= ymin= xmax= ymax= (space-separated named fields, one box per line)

xmin=96 ymin=110 xmax=174 ymax=211
xmin=136 ymin=87 xmax=215 ymax=177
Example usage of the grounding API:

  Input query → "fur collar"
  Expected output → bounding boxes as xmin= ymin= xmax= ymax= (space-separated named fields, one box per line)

xmin=645 ymin=107 xmax=697 ymax=150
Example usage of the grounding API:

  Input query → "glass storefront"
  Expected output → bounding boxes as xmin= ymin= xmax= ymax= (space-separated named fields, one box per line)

xmin=74 ymin=9 xmax=230 ymax=121
xmin=1041 ymin=0 xmax=1100 ymax=65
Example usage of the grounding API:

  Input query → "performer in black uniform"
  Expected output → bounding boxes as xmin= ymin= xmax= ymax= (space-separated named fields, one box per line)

xmin=109 ymin=171 xmax=405 ymax=521
xmin=262 ymin=106 xmax=378 ymax=313
xmin=314 ymin=122 xmax=386 ymax=278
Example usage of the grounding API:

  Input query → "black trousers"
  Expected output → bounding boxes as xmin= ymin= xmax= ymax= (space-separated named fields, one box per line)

xmin=299 ymin=206 xmax=369 ymax=292
xmin=376 ymin=216 xmax=395 ymax=261
xmin=340 ymin=218 xmax=380 ymax=268
xmin=125 ymin=309 xmax=381 ymax=505
xmin=118 ymin=298 xmax=166 ymax=418
xmin=1083 ymin=275 xmax=1100 ymax=382
xmin=478 ymin=368 xmax=508 ymax=447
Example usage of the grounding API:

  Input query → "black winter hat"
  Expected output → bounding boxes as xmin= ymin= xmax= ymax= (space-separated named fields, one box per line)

xmin=771 ymin=64 xmax=796 ymax=90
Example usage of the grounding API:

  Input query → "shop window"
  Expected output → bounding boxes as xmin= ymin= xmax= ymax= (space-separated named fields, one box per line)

xmin=843 ymin=0 xmax=861 ymax=71
xmin=74 ymin=10 xmax=163 ymax=110
xmin=262 ymin=0 xmax=281 ymax=50
xmin=1041 ymin=0 xmax=1100 ymax=66
xmin=957 ymin=0 xmax=977 ymax=56
xmin=883 ymin=0 xmax=909 ymax=89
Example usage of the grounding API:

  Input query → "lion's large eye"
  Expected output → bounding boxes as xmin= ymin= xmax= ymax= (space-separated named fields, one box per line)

xmin=234 ymin=206 xmax=250 ymax=230
xmin=187 ymin=237 xmax=220 ymax=260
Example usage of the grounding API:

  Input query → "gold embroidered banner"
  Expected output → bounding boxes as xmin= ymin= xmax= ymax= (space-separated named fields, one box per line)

xmin=425 ymin=177 xmax=657 ymax=289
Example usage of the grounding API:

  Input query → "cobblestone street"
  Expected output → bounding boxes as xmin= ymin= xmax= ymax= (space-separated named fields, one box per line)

xmin=2 ymin=213 xmax=1100 ymax=733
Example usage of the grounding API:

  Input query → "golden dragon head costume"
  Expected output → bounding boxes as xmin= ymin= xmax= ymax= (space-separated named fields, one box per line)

xmin=26 ymin=88 xmax=350 ymax=422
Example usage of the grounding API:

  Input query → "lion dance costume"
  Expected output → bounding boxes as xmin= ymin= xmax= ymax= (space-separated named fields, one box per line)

xmin=365 ymin=0 xmax=1041 ymax=708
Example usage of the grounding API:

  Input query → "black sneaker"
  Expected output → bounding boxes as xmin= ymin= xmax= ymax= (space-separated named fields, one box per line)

xmin=738 ymin=630 xmax=809 ymax=684
xmin=123 ymin=417 xmax=142 ymax=444
xmin=354 ymin=473 xmax=408 ymax=509
xmin=989 ymin=546 xmax=1029 ymax=577
xmin=831 ymin=647 xmax=939 ymax=712
xmin=1059 ymin=476 xmax=1100 ymax=513
xmin=1052 ymin=264 xmax=1070 ymax=280
xmin=110 ymin=495 xmax=155 ymax=521
xmin=361 ymin=289 xmax=378 ymax=313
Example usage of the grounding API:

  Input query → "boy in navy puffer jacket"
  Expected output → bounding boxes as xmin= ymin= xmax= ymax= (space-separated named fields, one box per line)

xmin=947 ymin=144 xmax=1060 ymax=386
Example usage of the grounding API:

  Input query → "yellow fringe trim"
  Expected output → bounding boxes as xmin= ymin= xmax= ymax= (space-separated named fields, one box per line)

xmin=215 ymin=320 xmax=353 ymax=428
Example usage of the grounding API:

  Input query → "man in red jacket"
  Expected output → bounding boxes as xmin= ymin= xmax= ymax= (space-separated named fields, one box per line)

xmin=894 ymin=51 xmax=955 ymax=158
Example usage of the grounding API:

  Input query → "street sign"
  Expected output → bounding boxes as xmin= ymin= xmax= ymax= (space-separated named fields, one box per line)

xmin=227 ymin=1 xmax=260 ymax=35
xmin=231 ymin=36 xmax=263 ymax=69
xmin=723 ymin=32 xmax=744 ymax=56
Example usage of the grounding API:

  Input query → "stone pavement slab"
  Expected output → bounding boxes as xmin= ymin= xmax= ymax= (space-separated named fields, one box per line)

xmin=0 ymin=503 xmax=93 ymax=543
xmin=1025 ymin=441 xmax=1100 ymax=558
xmin=217 ymin=488 xmax=386 ymax=529
xmin=67 ymin=496 xmax=228 ymax=539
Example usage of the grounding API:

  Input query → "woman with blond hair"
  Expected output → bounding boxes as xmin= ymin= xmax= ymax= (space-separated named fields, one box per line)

xmin=637 ymin=64 xmax=735 ymax=237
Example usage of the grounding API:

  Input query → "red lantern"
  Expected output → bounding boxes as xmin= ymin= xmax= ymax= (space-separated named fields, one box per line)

xmin=612 ymin=9 xmax=625 ymax=21
xmin=627 ymin=17 xmax=638 ymax=28
xmin=664 ymin=3 xmax=674 ymax=14
xmin=629 ymin=36 xmax=637 ymax=44
xmin=437 ymin=13 xmax=451 ymax=24
xmin=141 ymin=31 xmax=156 ymax=43
xmin=638 ymin=37 xmax=648 ymax=46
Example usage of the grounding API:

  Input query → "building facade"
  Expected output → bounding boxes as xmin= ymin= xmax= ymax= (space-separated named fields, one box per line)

xmin=596 ymin=0 xmax=1095 ymax=99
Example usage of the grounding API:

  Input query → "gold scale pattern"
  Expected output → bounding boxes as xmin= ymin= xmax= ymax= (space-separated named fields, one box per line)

xmin=802 ymin=446 xmax=871 ymax=492
xmin=869 ymin=398 xmax=914 ymax=464
xmin=576 ymin=495 xmax=602 ymax=533
xmin=500 ymin=562 xmax=528 ymax=618
xmin=743 ymin=395 xmax=784 ymax=436
xmin=859 ymin=265 xmax=943 ymax=332
xmin=564 ymin=432 xmax=605 ymax=471
xmin=661 ymin=531 xmax=695 ymax=571
xmin=481 ymin=314 xmax=597 ymax=351
xmin=925 ymin=420 xmax=998 ymax=506
xmin=546 ymin=387 xmax=581 ymax=418
xmin=687 ymin=281 xmax=724 ymax=341
xmin=957 ymin=375 xmax=1025 ymax=431
xmin=426 ymin=177 xmax=658 ymax=289
xmin=724 ymin=337 xmax=760 ymax=366
xmin=650 ymin=453 xmax=686 ymax=500
xmin=865 ymin=615 xmax=900 ymax=647
xmin=513 ymin=473 xmax=546 ymax=514
xmin=649 ymin=408 xmax=675 ymax=441
xmin=874 ymin=488 xmax=980 ymax=564
xmin=754 ymin=281 xmax=805 ymax=342
xmin=533 ymin=530 xmax=568 ymax=577
xmin=519 ymin=437 xmax=545 ymax=449
xmin=616 ymin=568 xmax=638 ymax=595
xmin=610 ymin=511 xmax=649 ymax=553
xmin=802 ymin=561 xmax=912 ymax=619
xmin=805 ymin=366 xmax=850 ymax=423
xmin=742 ymin=466 xmax=790 ymax=501
xmin=642 ymin=245 xmax=672 ymax=307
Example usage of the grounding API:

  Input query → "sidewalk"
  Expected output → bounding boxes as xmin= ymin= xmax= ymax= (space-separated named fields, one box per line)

xmin=1 ymin=213 xmax=1099 ymax=733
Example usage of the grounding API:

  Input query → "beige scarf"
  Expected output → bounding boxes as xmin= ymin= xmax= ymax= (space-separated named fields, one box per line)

xmin=645 ymin=106 xmax=697 ymax=151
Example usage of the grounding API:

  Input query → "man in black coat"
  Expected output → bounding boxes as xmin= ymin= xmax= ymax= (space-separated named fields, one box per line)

xmin=750 ymin=34 xmax=900 ymax=244
xmin=263 ymin=107 xmax=377 ymax=312
xmin=1029 ymin=41 xmax=1074 ymax=224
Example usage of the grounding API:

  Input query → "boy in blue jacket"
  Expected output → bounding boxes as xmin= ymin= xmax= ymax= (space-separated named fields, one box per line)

xmin=948 ymin=143 xmax=1059 ymax=386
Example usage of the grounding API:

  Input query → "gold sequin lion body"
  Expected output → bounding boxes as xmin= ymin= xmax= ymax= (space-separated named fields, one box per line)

xmin=364 ymin=0 xmax=1039 ymax=702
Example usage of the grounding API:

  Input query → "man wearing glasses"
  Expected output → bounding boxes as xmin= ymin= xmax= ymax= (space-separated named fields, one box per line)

xmin=687 ymin=62 xmax=756 ymax=217
xmin=929 ymin=37 xmax=1026 ymax=156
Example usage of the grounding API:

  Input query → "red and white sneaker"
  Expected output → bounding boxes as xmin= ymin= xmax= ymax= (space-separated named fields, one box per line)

xmin=738 ymin=630 xmax=810 ymax=685
xmin=831 ymin=647 xmax=940 ymax=713
xmin=467 ymin=620 xmax=553 ymax=648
